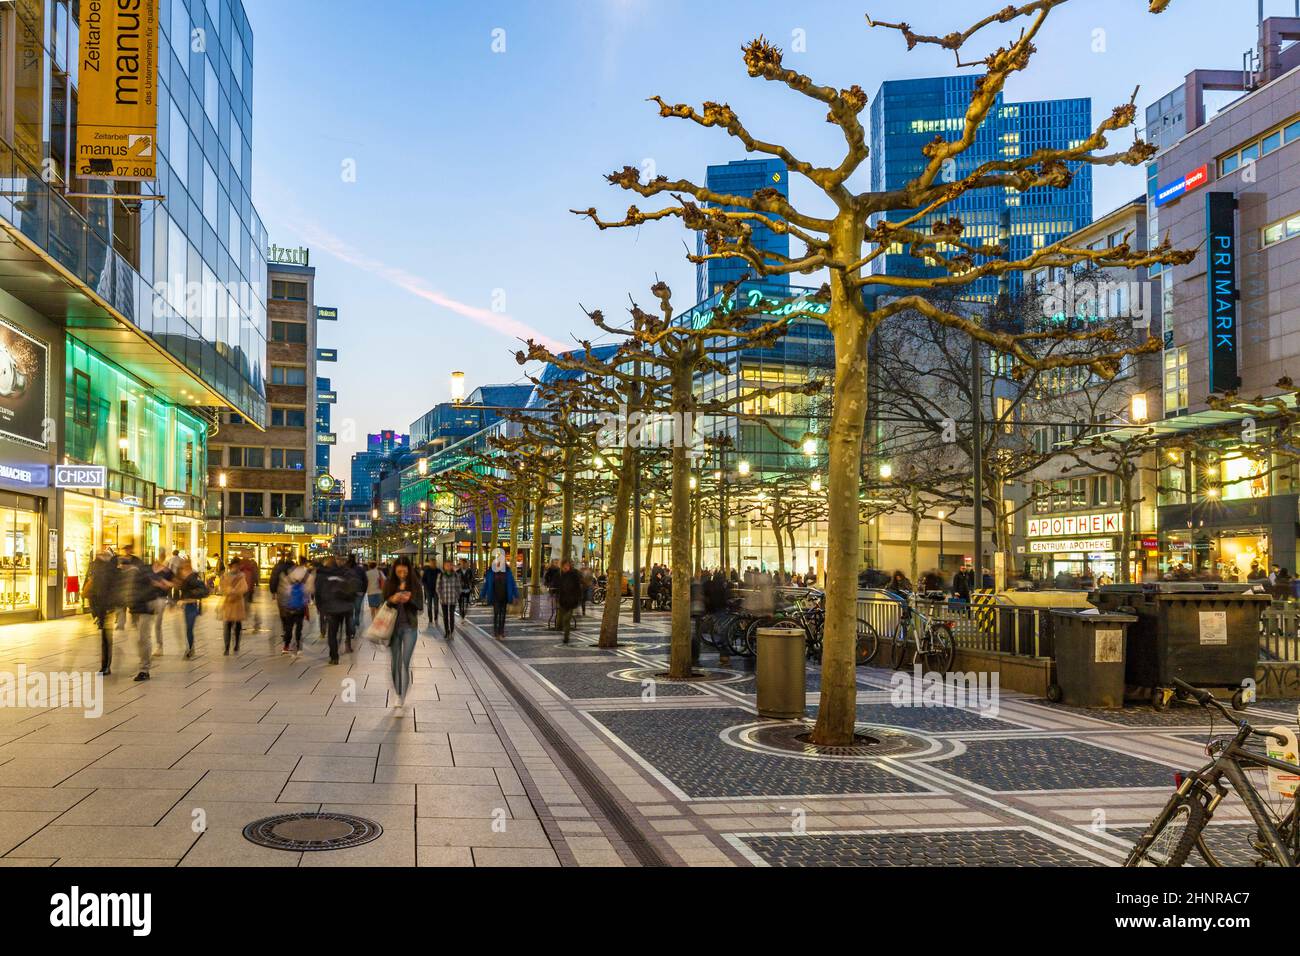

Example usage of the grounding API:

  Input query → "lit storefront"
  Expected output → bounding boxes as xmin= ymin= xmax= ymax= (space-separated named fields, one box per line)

xmin=1025 ymin=511 xmax=1124 ymax=583
xmin=56 ymin=339 xmax=211 ymax=613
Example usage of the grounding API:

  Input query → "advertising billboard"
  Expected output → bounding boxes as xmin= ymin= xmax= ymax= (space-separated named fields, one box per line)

xmin=76 ymin=0 xmax=159 ymax=181
xmin=0 ymin=316 xmax=50 ymax=449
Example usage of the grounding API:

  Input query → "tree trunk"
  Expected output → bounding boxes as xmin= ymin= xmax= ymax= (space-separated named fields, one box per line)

xmin=506 ymin=487 xmax=520 ymax=586
xmin=472 ymin=497 xmax=484 ymax=573
xmin=909 ymin=506 xmax=920 ymax=586
xmin=668 ymin=398 xmax=694 ymax=678
xmin=599 ymin=450 xmax=635 ymax=647
xmin=693 ymin=476 xmax=703 ymax=574
xmin=643 ymin=501 xmax=655 ymax=579
xmin=1119 ymin=458 xmax=1134 ymax=584
xmin=529 ymin=480 xmax=545 ymax=619
xmin=773 ymin=514 xmax=786 ymax=575
xmin=811 ymin=303 xmax=870 ymax=747
xmin=561 ymin=447 xmax=575 ymax=566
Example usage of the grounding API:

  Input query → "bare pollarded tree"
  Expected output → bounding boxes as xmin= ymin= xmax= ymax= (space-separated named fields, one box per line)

xmin=574 ymin=2 xmax=1192 ymax=744
xmin=517 ymin=281 xmax=823 ymax=679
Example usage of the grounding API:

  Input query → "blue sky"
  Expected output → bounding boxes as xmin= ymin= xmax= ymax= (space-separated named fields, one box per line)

xmin=246 ymin=0 xmax=1276 ymax=479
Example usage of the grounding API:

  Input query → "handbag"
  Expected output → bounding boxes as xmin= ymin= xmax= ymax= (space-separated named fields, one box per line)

xmin=366 ymin=603 xmax=397 ymax=645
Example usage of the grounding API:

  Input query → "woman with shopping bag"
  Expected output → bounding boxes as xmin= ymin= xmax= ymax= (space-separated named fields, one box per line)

xmin=376 ymin=556 xmax=423 ymax=714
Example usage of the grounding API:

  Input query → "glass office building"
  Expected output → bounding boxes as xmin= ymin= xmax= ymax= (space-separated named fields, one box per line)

xmin=869 ymin=75 xmax=1093 ymax=300
xmin=696 ymin=158 xmax=791 ymax=302
xmin=0 ymin=0 xmax=266 ymax=618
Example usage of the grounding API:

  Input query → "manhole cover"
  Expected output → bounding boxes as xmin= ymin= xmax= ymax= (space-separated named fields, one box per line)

xmin=722 ymin=720 xmax=936 ymax=761
xmin=243 ymin=812 xmax=383 ymax=852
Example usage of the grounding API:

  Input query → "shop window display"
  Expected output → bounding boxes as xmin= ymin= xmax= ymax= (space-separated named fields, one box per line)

xmin=0 ymin=506 xmax=39 ymax=611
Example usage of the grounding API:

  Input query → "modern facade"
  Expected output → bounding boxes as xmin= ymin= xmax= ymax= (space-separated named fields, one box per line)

xmin=206 ymin=255 xmax=331 ymax=569
xmin=869 ymin=74 xmax=1093 ymax=300
xmin=1133 ymin=16 xmax=1300 ymax=578
xmin=0 ymin=0 xmax=267 ymax=620
xmin=348 ymin=430 xmax=409 ymax=507
xmin=695 ymin=158 xmax=790 ymax=302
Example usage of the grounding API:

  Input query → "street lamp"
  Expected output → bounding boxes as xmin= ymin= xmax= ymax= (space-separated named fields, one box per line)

xmin=450 ymin=371 xmax=466 ymax=404
xmin=810 ymin=476 xmax=821 ymax=493
xmin=880 ymin=463 xmax=893 ymax=480
xmin=937 ymin=509 xmax=947 ymax=572
xmin=1130 ymin=391 xmax=1148 ymax=424
xmin=217 ymin=471 xmax=227 ymax=571
xmin=737 ymin=459 xmax=751 ymax=476
xmin=802 ymin=435 xmax=817 ymax=457
xmin=419 ymin=499 xmax=429 ymax=566
xmin=371 ymin=507 xmax=379 ymax=562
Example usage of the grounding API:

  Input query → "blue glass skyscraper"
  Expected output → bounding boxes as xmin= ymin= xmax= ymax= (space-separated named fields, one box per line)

xmin=696 ymin=159 xmax=791 ymax=301
xmin=869 ymin=75 xmax=1092 ymax=299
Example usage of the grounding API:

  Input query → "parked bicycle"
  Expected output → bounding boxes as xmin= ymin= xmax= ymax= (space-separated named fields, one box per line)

xmin=887 ymin=592 xmax=955 ymax=673
xmin=1126 ymin=679 xmax=1299 ymax=867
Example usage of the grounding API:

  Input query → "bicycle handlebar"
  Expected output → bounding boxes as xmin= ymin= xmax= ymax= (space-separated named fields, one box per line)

xmin=1171 ymin=678 xmax=1289 ymax=744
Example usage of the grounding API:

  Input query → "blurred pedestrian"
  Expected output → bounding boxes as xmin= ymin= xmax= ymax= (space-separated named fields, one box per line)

xmin=277 ymin=556 xmax=314 ymax=658
xmin=87 ymin=546 xmax=119 ymax=676
xmin=315 ymin=556 xmax=359 ymax=664
xmin=175 ymin=560 xmax=209 ymax=659
xmin=382 ymin=557 xmax=424 ymax=712
xmin=555 ymin=559 xmax=583 ymax=644
xmin=435 ymin=557 xmax=461 ymax=639
xmin=219 ymin=563 xmax=249 ymax=655
xmin=480 ymin=548 xmax=519 ymax=639
xmin=421 ymin=560 xmax=439 ymax=626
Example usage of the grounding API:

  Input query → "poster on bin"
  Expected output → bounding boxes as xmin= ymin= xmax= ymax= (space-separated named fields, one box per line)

xmin=0 ymin=316 xmax=50 ymax=449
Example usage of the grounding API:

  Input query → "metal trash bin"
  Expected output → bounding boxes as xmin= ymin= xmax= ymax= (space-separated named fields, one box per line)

xmin=756 ymin=625 xmax=806 ymax=719
xmin=1048 ymin=609 xmax=1136 ymax=708
xmin=1089 ymin=583 xmax=1270 ymax=709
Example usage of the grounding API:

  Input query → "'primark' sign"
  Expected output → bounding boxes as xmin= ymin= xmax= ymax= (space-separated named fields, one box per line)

xmin=1206 ymin=192 xmax=1240 ymax=394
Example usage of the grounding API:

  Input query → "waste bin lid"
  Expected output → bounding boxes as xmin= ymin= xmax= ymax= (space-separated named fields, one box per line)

xmin=1049 ymin=608 xmax=1137 ymax=623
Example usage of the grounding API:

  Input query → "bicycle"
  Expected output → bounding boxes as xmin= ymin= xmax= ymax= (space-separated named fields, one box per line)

xmin=887 ymin=592 xmax=955 ymax=673
xmin=1125 ymin=678 xmax=1299 ymax=867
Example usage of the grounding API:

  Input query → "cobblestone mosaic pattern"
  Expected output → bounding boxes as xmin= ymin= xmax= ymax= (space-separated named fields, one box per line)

xmin=531 ymin=661 xmax=708 ymax=700
xmin=501 ymin=639 xmax=618 ymax=659
xmin=590 ymin=707 xmax=926 ymax=798
xmin=938 ymin=737 xmax=1176 ymax=791
xmin=800 ymin=702 xmax=1020 ymax=733
xmin=743 ymin=828 xmax=1099 ymax=867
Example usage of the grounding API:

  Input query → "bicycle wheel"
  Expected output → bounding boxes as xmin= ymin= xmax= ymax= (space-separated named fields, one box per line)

xmin=728 ymin=616 xmax=753 ymax=656
xmin=744 ymin=616 xmax=775 ymax=656
xmin=855 ymin=619 xmax=880 ymax=666
xmin=1124 ymin=792 xmax=1207 ymax=867
xmin=921 ymin=624 xmax=955 ymax=674
xmin=890 ymin=625 xmax=912 ymax=669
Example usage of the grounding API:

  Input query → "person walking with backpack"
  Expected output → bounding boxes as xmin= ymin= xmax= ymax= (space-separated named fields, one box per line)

xmin=175 ymin=560 xmax=209 ymax=659
xmin=435 ymin=558 xmax=461 ymax=639
xmin=381 ymin=557 xmax=423 ymax=713
xmin=277 ymin=556 xmax=314 ymax=658
xmin=480 ymin=549 xmax=518 ymax=639
xmin=219 ymin=563 xmax=248 ymax=655
xmin=315 ymin=556 xmax=359 ymax=665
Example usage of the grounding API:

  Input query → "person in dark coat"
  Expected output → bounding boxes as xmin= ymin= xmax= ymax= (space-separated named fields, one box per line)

xmin=315 ymin=556 xmax=360 ymax=664
xmin=87 ymin=547 xmax=119 ymax=676
xmin=421 ymin=561 xmax=440 ymax=626
xmin=554 ymin=559 xmax=584 ymax=644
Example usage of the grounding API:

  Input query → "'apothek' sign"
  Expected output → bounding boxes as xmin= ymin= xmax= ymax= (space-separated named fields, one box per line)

xmin=1027 ymin=512 xmax=1121 ymax=538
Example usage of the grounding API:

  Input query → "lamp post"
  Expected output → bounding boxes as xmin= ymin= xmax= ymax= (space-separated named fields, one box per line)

xmin=217 ymin=471 xmax=227 ymax=571
xmin=418 ymin=457 xmax=429 ymax=567
xmin=937 ymin=510 xmax=946 ymax=574
xmin=371 ymin=507 xmax=379 ymax=563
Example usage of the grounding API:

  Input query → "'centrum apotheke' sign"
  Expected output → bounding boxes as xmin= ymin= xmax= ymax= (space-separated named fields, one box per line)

xmin=1029 ymin=537 xmax=1116 ymax=554
xmin=1027 ymin=512 xmax=1122 ymax=538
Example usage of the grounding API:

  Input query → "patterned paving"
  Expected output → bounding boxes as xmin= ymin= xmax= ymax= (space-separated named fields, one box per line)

xmin=590 ymin=707 xmax=927 ymax=798
xmin=741 ymin=828 xmax=1100 ymax=867
xmin=939 ymin=737 xmax=1177 ymax=791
